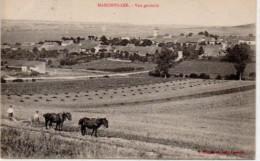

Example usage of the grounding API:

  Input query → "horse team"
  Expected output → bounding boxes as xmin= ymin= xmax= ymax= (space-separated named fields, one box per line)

xmin=43 ymin=112 xmax=108 ymax=137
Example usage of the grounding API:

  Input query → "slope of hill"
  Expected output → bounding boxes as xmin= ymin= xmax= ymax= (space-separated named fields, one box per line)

xmin=1 ymin=20 xmax=256 ymax=43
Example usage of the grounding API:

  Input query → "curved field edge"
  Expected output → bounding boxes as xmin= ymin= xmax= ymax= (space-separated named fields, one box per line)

xmin=73 ymin=84 xmax=256 ymax=108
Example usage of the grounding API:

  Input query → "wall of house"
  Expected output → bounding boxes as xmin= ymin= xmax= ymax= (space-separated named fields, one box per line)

xmin=21 ymin=66 xmax=27 ymax=72
xmin=29 ymin=62 xmax=46 ymax=74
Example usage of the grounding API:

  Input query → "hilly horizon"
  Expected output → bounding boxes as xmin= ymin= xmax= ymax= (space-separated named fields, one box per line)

xmin=1 ymin=19 xmax=256 ymax=44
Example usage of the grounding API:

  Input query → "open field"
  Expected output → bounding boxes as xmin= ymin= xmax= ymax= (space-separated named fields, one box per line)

xmin=170 ymin=60 xmax=255 ymax=79
xmin=1 ymin=78 xmax=255 ymax=159
xmin=1 ymin=74 xmax=178 ymax=95
xmin=84 ymin=59 xmax=156 ymax=71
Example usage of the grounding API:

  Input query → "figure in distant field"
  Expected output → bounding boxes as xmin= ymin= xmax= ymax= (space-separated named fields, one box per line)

xmin=78 ymin=117 xmax=108 ymax=137
xmin=32 ymin=111 xmax=40 ymax=127
xmin=7 ymin=105 xmax=14 ymax=121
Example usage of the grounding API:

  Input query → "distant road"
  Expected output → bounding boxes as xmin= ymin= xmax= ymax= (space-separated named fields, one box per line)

xmin=4 ymin=70 xmax=150 ymax=81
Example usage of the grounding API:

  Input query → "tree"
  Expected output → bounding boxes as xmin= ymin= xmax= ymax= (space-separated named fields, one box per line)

xmin=15 ymin=42 xmax=21 ymax=46
xmin=100 ymin=35 xmax=108 ymax=43
xmin=32 ymin=47 xmax=38 ymax=54
xmin=188 ymin=33 xmax=193 ymax=37
xmin=198 ymin=32 xmax=204 ymax=35
xmin=47 ymin=59 xmax=53 ymax=66
xmin=226 ymin=43 xmax=251 ymax=80
xmin=180 ymin=33 xmax=184 ymax=36
xmin=204 ymin=31 xmax=209 ymax=37
xmin=120 ymin=39 xmax=129 ymax=46
xmin=153 ymin=47 xmax=177 ymax=78
xmin=141 ymin=39 xmax=153 ymax=46
xmin=198 ymin=46 xmax=204 ymax=55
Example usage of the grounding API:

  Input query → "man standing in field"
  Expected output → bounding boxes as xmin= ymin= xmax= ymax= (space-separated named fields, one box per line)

xmin=7 ymin=105 xmax=14 ymax=121
xmin=33 ymin=111 xmax=40 ymax=127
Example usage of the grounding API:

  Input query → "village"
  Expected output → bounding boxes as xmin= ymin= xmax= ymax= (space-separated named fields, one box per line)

xmin=0 ymin=0 xmax=257 ymax=159
xmin=1 ymin=27 xmax=256 ymax=81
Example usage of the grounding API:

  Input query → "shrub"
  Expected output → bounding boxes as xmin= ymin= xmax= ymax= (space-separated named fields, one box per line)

xmin=12 ymin=79 xmax=23 ymax=82
xmin=249 ymin=72 xmax=256 ymax=80
xmin=135 ymin=67 xmax=144 ymax=70
xmin=199 ymin=73 xmax=210 ymax=79
xmin=179 ymin=73 xmax=183 ymax=78
xmin=189 ymin=73 xmax=199 ymax=79
xmin=225 ymin=74 xmax=238 ymax=80
xmin=215 ymin=75 xmax=222 ymax=80
xmin=148 ymin=70 xmax=160 ymax=77
xmin=32 ymin=79 xmax=36 ymax=82
xmin=1 ymin=77 xmax=6 ymax=83
xmin=30 ymin=71 xmax=40 ymax=76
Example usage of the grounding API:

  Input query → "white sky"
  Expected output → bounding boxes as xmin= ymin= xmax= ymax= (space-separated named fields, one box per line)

xmin=1 ymin=0 xmax=256 ymax=26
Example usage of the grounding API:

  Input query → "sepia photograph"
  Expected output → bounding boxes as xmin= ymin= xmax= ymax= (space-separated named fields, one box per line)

xmin=0 ymin=0 xmax=257 ymax=159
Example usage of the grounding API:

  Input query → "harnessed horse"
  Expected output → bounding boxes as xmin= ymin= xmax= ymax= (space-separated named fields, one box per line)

xmin=43 ymin=112 xmax=72 ymax=131
xmin=78 ymin=117 xmax=108 ymax=137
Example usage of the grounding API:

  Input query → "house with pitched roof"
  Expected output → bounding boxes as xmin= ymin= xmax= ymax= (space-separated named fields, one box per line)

xmin=40 ymin=42 xmax=59 ymax=51
xmin=6 ymin=60 xmax=46 ymax=74
xmin=61 ymin=40 xmax=74 ymax=46
xmin=238 ymin=36 xmax=256 ymax=45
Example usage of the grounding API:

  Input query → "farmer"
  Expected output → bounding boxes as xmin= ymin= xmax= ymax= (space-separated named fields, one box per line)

xmin=7 ymin=105 xmax=14 ymax=121
xmin=33 ymin=111 xmax=40 ymax=126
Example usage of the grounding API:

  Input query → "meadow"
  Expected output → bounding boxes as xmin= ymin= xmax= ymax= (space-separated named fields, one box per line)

xmin=170 ymin=60 xmax=255 ymax=79
xmin=1 ymin=77 xmax=255 ymax=159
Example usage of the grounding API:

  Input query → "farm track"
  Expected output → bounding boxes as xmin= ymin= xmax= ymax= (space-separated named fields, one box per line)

xmin=0 ymin=123 xmax=242 ymax=159
xmin=73 ymin=84 xmax=255 ymax=108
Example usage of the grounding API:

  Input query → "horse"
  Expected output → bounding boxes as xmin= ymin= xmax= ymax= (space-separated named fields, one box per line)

xmin=43 ymin=112 xmax=72 ymax=131
xmin=78 ymin=117 xmax=108 ymax=137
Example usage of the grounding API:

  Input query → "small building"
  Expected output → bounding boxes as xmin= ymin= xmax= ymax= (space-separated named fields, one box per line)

xmin=61 ymin=40 xmax=74 ymax=47
xmin=5 ymin=60 xmax=46 ymax=74
xmin=153 ymin=27 xmax=159 ymax=37
xmin=121 ymin=37 xmax=131 ymax=41
xmin=40 ymin=42 xmax=59 ymax=51
xmin=1 ymin=44 xmax=11 ymax=49
xmin=21 ymin=61 xmax=46 ymax=74
xmin=21 ymin=42 xmax=35 ymax=47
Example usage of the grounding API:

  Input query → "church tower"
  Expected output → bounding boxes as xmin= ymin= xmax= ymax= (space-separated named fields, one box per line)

xmin=153 ymin=27 xmax=159 ymax=37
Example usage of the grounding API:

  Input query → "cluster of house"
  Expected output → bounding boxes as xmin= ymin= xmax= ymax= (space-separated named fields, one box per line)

xmin=1 ymin=28 xmax=256 ymax=75
xmin=2 ymin=32 xmax=255 ymax=59
xmin=148 ymin=30 xmax=255 ymax=58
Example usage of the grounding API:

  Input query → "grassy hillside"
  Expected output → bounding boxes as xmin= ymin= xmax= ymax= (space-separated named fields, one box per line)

xmin=170 ymin=60 xmax=255 ymax=78
xmin=1 ymin=80 xmax=255 ymax=159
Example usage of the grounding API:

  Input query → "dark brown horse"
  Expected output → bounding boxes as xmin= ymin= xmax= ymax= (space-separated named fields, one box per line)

xmin=43 ymin=112 xmax=72 ymax=131
xmin=78 ymin=117 xmax=108 ymax=137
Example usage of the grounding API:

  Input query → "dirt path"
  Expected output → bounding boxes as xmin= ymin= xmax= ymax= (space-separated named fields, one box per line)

xmin=4 ymin=70 xmax=150 ymax=81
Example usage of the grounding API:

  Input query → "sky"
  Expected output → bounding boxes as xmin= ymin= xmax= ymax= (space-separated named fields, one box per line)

xmin=1 ymin=0 xmax=256 ymax=26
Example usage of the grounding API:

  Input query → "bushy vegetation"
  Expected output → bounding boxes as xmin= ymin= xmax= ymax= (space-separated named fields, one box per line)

xmin=189 ymin=73 xmax=199 ymax=79
xmin=224 ymin=43 xmax=252 ymax=80
xmin=0 ymin=127 xmax=117 ymax=159
xmin=87 ymin=67 xmax=144 ymax=72
xmin=1 ymin=77 xmax=6 ymax=83
xmin=148 ymin=70 xmax=170 ymax=78
xmin=150 ymin=48 xmax=177 ymax=78
xmin=199 ymin=73 xmax=210 ymax=79
xmin=224 ymin=74 xmax=238 ymax=80
xmin=215 ymin=75 xmax=222 ymax=80
xmin=249 ymin=72 xmax=255 ymax=80
xmin=12 ymin=79 xmax=24 ymax=82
